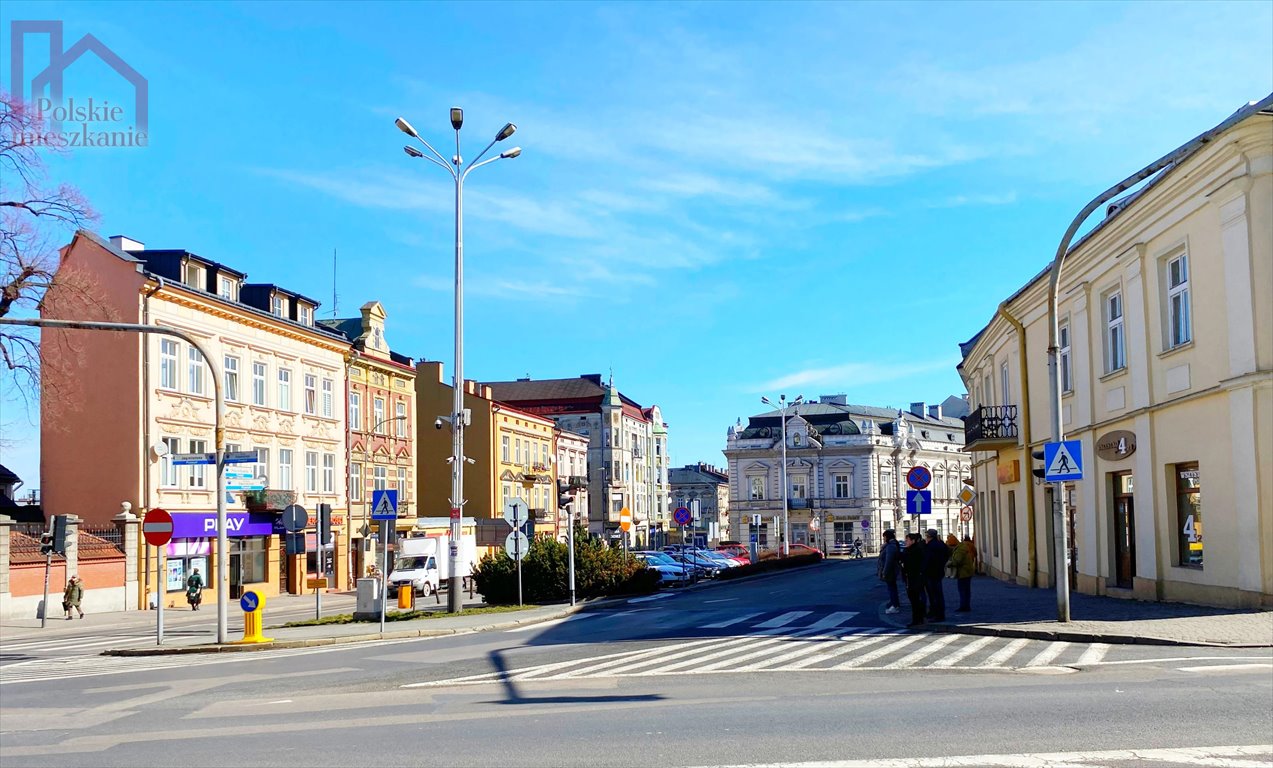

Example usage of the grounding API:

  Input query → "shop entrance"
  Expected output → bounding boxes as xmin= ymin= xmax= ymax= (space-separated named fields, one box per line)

xmin=229 ymin=553 xmax=243 ymax=599
xmin=1113 ymin=472 xmax=1136 ymax=589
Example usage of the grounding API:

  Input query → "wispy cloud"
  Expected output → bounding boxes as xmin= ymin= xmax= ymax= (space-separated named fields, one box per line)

xmin=750 ymin=358 xmax=960 ymax=393
xmin=928 ymin=192 xmax=1018 ymax=209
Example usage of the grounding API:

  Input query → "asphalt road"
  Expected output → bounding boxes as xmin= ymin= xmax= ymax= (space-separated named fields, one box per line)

xmin=2 ymin=560 xmax=1270 ymax=767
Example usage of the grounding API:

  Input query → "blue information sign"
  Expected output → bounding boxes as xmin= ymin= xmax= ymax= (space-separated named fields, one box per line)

xmin=1044 ymin=440 xmax=1084 ymax=482
xmin=371 ymin=489 xmax=399 ymax=520
xmin=905 ymin=490 xmax=932 ymax=516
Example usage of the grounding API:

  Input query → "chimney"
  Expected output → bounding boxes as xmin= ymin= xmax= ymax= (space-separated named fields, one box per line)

xmin=909 ymin=402 xmax=926 ymax=418
xmin=110 ymin=235 xmax=145 ymax=252
xmin=928 ymin=404 xmax=943 ymax=420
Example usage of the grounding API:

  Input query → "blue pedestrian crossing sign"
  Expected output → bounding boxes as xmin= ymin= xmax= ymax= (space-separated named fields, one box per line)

xmin=371 ymin=489 xmax=398 ymax=520
xmin=1044 ymin=440 xmax=1084 ymax=481
xmin=905 ymin=490 xmax=932 ymax=516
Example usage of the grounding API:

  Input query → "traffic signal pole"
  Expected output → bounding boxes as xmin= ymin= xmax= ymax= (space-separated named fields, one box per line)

xmin=40 ymin=519 xmax=52 ymax=629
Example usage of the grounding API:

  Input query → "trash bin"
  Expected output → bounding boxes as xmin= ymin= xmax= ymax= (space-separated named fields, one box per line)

xmin=397 ymin=587 xmax=414 ymax=610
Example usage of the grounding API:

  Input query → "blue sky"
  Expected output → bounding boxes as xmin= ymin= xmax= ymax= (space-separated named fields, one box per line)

xmin=2 ymin=1 xmax=1271 ymax=492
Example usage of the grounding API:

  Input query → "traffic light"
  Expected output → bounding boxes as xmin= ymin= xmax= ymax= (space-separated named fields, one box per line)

xmin=51 ymin=515 xmax=69 ymax=554
xmin=558 ymin=479 xmax=575 ymax=510
xmin=40 ymin=533 xmax=54 ymax=556
xmin=1032 ymin=449 xmax=1047 ymax=480
xmin=318 ymin=504 xmax=332 ymax=546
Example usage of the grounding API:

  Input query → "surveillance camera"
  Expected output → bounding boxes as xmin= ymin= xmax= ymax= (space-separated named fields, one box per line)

xmin=435 ymin=418 xmax=444 ymax=430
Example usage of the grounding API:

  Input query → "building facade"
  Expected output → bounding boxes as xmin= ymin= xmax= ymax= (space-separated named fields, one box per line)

xmin=555 ymin=429 xmax=590 ymax=540
xmin=958 ymin=97 xmax=1273 ymax=608
xmin=42 ymin=233 xmax=351 ymax=604
xmin=484 ymin=375 xmax=668 ymax=546
xmin=725 ymin=397 xmax=970 ymax=555
xmin=668 ymin=463 xmax=730 ymax=548
xmin=321 ymin=301 xmax=415 ymax=582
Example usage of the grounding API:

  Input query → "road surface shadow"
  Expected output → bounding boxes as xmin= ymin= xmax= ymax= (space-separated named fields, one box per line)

xmin=482 ymin=649 xmax=665 ymax=706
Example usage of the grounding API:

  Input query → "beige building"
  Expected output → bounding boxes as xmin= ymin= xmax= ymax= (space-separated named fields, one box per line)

xmin=958 ymin=97 xmax=1272 ymax=608
xmin=668 ymin=463 xmax=730 ymax=547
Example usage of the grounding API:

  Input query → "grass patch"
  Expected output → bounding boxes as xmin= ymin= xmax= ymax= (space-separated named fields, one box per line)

xmin=281 ymin=603 xmax=537 ymax=628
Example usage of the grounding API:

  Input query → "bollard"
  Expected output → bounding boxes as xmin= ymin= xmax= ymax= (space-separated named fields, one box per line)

xmin=236 ymin=589 xmax=273 ymax=644
xmin=398 ymin=587 xmax=414 ymax=611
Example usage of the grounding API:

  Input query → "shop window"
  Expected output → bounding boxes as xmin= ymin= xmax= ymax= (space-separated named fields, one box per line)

xmin=240 ymin=537 xmax=268 ymax=584
xmin=1176 ymin=464 xmax=1202 ymax=568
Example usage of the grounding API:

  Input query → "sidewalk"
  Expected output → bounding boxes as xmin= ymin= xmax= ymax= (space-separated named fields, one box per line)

xmin=879 ymin=573 xmax=1273 ymax=647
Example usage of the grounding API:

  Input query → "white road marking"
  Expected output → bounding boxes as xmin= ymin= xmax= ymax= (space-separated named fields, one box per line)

xmin=805 ymin=611 xmax=858 ymax=630
xmin=1024 ymin=641 xmax=1070 ymax=667
xmin=1091 ymin=655 xmax=1273 ymax=666
xmin=928 ymin=636 xmax=995 ymax=668
xmin=979 ymin=637 xmax=1029 ymax=667
xmin=781 ymin=629 xmax=896 ymax=670
xmin=628 ymin=593 xmax=674 ymax=603
xmin=701 ymin=612 xmax=764 ymax=629
xmin=503 ymin=614 xmax=599 ymax=633
xmin=1074 ymin=642 xmax=1110 ymax=666
xmin=832 ymin=634 xmax=925 ymax=668
xmin=703 ymin=598 xmax=738 ymax=603
xmin=755 ymin=611 xmax=811 ymax=629
xmin=1176 ymin=663 xmax=1273 ymax=674
xmin=880 ymin=634 xmax=959 ymax=669
xmin=688 ymin=744 xmax=1273 ymax=768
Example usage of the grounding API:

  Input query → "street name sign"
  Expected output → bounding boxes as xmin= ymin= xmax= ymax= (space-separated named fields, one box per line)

xmin=1044 ymin=440 xmax=1084 ymax=482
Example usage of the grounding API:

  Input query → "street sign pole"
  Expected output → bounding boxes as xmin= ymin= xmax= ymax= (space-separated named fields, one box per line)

xmin=315 ymin=513 xmax=322 ymax=621
xmin=39 ymin=516 xmax=52 ymax=629
xmin=156 ymin=546 xmax=164 ymax=645
xmin=566 ymin=510 xmax=576 ymax=606
xmin=516 ymin=521 xmax=523 ymax=608
xmin=379 ymin=520 xmax=388 ymax=634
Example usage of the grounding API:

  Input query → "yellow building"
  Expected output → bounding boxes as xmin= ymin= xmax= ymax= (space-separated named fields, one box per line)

xmin=958 ymin=96 xmax=1272 ymax=608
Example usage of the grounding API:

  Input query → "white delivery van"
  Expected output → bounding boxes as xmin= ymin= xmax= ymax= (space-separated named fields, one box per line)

xmin=388 ymin=532 xmax=479 ymax=597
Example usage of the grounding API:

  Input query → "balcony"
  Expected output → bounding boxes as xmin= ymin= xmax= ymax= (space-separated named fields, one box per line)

xmin=964 ymin=405 xmax=1019 ymax=450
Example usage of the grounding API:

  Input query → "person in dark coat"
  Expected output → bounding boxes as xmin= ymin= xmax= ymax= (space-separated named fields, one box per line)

xmin=877 ymin=529 xmax=901 ymax=614
xmin=923 ymin=529 xmax=950 ymax=622
xmin=900 ymin=532 xmax=927 ymax=627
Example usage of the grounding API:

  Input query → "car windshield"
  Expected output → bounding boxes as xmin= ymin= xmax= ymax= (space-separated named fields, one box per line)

xmin=394 ymin=556 xmax=432 ymax=571
xmin=638 ymin=552 xmax=676 ymax=565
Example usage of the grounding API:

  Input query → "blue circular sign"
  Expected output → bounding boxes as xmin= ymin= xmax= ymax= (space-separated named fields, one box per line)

xmin=674 ymin=506 xmax=693 ymax=527
xmin=240 ymin=590 xmax=260 ymax=613
xmin=906 ymin=466 xmax=932 ymax=490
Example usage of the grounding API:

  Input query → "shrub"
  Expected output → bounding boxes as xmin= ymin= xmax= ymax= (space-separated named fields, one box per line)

xmin=718 ymin=552 xmax=822 ymax=580
xmin=473 ymin=527 xmax=659 ymax=605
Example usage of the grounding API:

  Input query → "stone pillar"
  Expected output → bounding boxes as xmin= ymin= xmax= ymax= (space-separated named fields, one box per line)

xmin=63 ymin=514 xmax=81 ymax=580
xmin=114 ymin=502 xmax=140 ymax=610
xmin=0 ymin=514 xmax=13 ymax=607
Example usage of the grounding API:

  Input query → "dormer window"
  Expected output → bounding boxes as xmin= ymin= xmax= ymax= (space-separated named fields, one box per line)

xmin=218 ymin=276 xmax=236 ymax=301
xmin=298 ymin=305 xmax=312 ymax=326
xmin=185 ymin=261 xmax=204 ymax=290
xmin=271 ymin=295 xmax=285 ymax=318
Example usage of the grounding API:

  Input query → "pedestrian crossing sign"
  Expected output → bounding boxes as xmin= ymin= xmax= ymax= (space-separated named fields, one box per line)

xmin=1044 ymin=440 xmax=1083 ymax=481
xmin=371 ymin=489 xmax=398 ymax=520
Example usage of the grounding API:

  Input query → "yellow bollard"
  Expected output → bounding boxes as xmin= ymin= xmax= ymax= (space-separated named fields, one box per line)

xmin=398 ymin=587 xmax=414 ymax=611
xmin=237 ymin=589 xmax=272 ymax=644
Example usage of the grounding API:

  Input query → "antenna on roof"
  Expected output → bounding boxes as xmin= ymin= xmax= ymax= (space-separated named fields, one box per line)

xmin=331 ymin=247 xmax=338 ymax=317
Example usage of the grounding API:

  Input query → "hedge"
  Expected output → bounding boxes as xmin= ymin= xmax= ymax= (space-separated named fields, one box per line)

xmin=718 ymin=552 xmax=823 ymax=580
xmin=473 ymin=528 xmax=660 ymax=605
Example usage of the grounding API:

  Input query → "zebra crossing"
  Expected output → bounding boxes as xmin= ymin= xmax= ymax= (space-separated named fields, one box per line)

xmin=1 ymin=630 xmax=211 ymax=659
xmin=411 ymin=609 xmax=1113 ymax=688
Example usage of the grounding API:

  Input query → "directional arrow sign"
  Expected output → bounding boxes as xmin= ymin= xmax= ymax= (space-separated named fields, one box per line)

xmin=905 ymin=490 xmax=932 ymax=516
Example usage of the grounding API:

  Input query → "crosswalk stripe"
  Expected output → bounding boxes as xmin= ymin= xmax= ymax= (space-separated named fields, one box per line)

xmin=504 ymin=614 xmax=599 ymax=633
xmin=806 ymin=611 xmax=858 ymax=630
xmin=927 ymin=635 xmax=995 ymax=668
xmin=980 ymin=637 xmax=1030 ymax=667
xmin=781 ymin=629 xmax=896 ymax=670
xmin=1025 ymin=641 xmax=1069 ymax=667
xmin=694 ymin=630 xmax=829 ymax=672
xmin=831 ymin=634 xmax=925 ymax=669
xmin=701 ymin=613 xmax=764 ymax=629
xmin=881 ymin=634 xmax=960 ymax=669
xmin=755 ymin=611 xmax=811 ymax=629
xmin=639 ymin=634 xmax=793 ymax=675
xmin=736 ymin=628 xmax=877 ymax=671
xmin=550 ymin=637 xmax=723 ymax=680
xmin=1075 ymin=643 xmax=1110 ymax=666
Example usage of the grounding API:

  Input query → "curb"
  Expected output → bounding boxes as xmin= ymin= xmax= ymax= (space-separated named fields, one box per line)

xmin=102 ymin=603 xmax=585 ymax=657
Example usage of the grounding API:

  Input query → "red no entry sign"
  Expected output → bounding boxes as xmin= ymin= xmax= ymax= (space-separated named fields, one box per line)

xmin=143 ymin=508 xmax=174 ymax=547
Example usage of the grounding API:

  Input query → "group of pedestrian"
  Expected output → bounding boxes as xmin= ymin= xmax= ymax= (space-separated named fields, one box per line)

xmin=877 ymin=528 xmax=976 ymax=627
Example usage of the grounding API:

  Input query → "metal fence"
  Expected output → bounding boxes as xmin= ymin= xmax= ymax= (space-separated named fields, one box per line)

xmin=82 ymin=525 xmax=124 ymax=549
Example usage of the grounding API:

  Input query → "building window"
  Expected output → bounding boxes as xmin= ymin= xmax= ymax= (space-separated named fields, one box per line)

xmin=279 ymin=449 xmax=293 ymax=492
xmin=373 ymin=398 xmax=385 ymax=432
xmin=395 ymin=402 xmax=407 ymax=436
xmin=305 ymin=451 xmax=318 ymax=493
xmin=189 ymin=439 xmax=207 ymax=488
xmin=1176 ymin=464 xmax=1202 ymax=568
xmin=350 ymin=393 xmax=361 ymax=431
xmin=1059 ymin=323 xmax=1073 ymax=393
xmin=1167 ymin=253 xmax=1191 ymax=348
xmin=223 ymin=355 xmax=239 ymax=402
xmin=184 ymin=261 xmax=203 ymax=289
xmin=373 ymin=466 xmax=387 ymax=491
xmin=396 ymin=467 xmax=406 ymax=497
xmin=218 ymin=276 xmax=234 ymax=300
xmin=1000 ymin=361 xmax=1010 ymax=404
xmin=322 ymin=454 xmax=334 ymax=493
xmin=159 ymin=339 xmax=178 ymax=390
xmin=239 ymin=537 xmax=268 ymax=584
xmin=188 ymin=346 xmax=206 ymax=395
xmin=278 ymin=368 xmax=292 ymax=411
xmin=749 ymin=476 xmax=765 ymax=500
xmin=252 ymin=362 xmax=267 ymax=406
xmin=350 ymin=463 xmax=362 ymax=502
xmin=515 ymin=438 xmax=522 ymax=465
xmin=502 ymin=436 xmax=510 ymax=463
xmin=298 ymin=304 xmax=312 ymax=326
xmin=881 ymin=471 xmax=893 ymax=500
xmin=322 ymin=379 xmax=333 ymax=418
xmin=161 ymin=437 xmax=180 ymax=487
xmin=271 ymin=294 xmax=284 ymax=317
xmin=1105 ymin=290 xmax=1126 ymax=373
xmin=833 ymin=473 xmax=851 ymax=499
xmin=304 ymin=374 xmax=317 ymax=415
xmin=254 ymin=447 xmax=269 ymax=485
xmin=791 ymin=477 xmax=807 ymax=499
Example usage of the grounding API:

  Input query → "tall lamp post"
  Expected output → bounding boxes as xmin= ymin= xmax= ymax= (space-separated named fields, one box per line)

xmin=396 ymin=109 xmax=521 ymax=613
xmin=761 ymin=394 xmax=803 ymax=556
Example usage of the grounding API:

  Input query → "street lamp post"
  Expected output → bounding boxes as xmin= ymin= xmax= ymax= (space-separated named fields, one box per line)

xmin=397 ymin=109 xmax=521 ymax=613
xmin=761 ymin=394 xmax=803 ymax=556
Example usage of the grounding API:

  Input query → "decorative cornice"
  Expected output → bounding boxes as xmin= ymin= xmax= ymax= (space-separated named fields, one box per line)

xmin=146 ymin=287 xmax=351 ymax=354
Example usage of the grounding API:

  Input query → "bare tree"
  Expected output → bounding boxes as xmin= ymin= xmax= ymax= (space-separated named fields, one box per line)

xmin=1 ymin=93 xmax=98 ymax=414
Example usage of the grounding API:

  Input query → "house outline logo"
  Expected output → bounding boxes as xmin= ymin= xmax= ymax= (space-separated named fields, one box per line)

xmin=10 ymin=20 xmax=148 ymax=132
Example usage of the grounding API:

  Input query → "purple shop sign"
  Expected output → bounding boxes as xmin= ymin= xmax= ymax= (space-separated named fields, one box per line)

xmin=171 ymin=512 xmax=279 ymax=539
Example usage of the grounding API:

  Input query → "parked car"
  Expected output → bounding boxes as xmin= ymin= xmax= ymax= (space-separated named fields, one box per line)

xmin=697 ymin=550 xmax=743 ymax=569
xmin=759 ymin=543 xmax=825 ymax=561
xmin=633 ymin=552 xmax=691 ymax=587
xmin=715 ymin=545 xmax=751 ymax=564
xmin=668 ymin=552 xmax=722 ymax=578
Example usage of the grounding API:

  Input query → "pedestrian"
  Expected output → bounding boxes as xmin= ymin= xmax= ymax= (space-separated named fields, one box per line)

xmin=877 ymin=529 xmax=902 ymax=614
xmin=185 ymin=567 xmax=204 ymax=611
xmin=900 ymin=532 xmax=927 ymax=627
xmin=62 ymin=576 xmax=84 ymax=620
xmin=923 ymin=529 xmax=950 ymax=622
xmin=950 ymin=535 xmax=976 ymax=612
xmin=945 ymin=533 xmax=959 ymax=549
